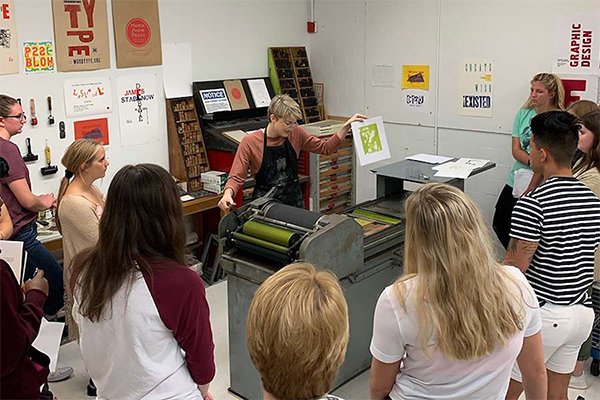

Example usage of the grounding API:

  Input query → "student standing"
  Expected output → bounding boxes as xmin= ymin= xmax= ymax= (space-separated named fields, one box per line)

xmin=493 ymin=73 xmax=564 ymax=248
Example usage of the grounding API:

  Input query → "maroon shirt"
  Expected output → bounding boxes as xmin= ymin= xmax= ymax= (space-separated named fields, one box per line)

xmin=0 ymin=260 xmax=49 ymax=398
xmin=0 ymin=137 xmax=37 ymax=235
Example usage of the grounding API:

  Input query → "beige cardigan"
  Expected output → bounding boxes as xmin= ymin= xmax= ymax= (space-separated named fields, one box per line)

xmin=574 ymin=164 xmax=600 ymax=280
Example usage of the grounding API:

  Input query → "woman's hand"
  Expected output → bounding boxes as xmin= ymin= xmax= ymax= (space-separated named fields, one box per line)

xmin=217 ymin=189 xmax=236 ymax=212
xmin=337 ymin=113 xmax=368 ymax=139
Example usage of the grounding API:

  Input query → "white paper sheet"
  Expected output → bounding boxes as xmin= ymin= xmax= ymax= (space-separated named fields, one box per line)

xmin=247 ymin=79 xmax=271 ymax=107
xmin=351 ymin=116 xmax=391 ymax=166
xmin=180 ymin=194 xmax=194 ymax=202
xmin=32 ymin=318 xmax=64 ymax=372
xmin=513 ymin=168 xmax=534 ymax=197
xmin=63 ymin=77 xmax=112 ymax=117
xmin=453 ymin=157 xmax=490 ymax=169
xmin=117 ymin=74 xmax=159 ymax=147
xmin=0 ymin=240 xmax=24 ymax=283
xmin=406 ymin=153 xmax=453 ymax=164
xmin=433 ymin=162 xmax=474 ymax=179
xmin=162 ymin=43 xmax=193 ymax=99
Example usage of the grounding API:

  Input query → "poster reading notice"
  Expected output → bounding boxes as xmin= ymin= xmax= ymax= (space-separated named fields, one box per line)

xmin=52 ymin=0 xmax=110 ymax=71
xmin=23 ymin=41 xmax=55 ymax=73
xmin=553 ymin=15 xmax=600 ymax=76
xmin=459 ymin=60 xmax=493 ymax=118
xmin=64 ymin=77 xmax=112 ymax=117
xmin=0 ymin=0 xmax=18 ymax=75
xmin=200 ymin=89 xmax=231 ymax=114
xmin=112 ymin=0 xmax=162 ymax=68
xmin=117 ymin=74 xmax=159 ymax=147
xmin=350 ymin=116 xmax=391 ymax=166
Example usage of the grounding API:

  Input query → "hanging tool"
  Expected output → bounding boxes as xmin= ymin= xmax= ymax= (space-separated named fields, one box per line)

xmin=47 ymin=96 xmax=55 ymax=125
xmin=59 ymin=121 xmax=66 ymax=139
xmin=22 ymin=138 xmax=39 ymax=162
xmin=41 ymin=140 xmax=58 ymax=175
xmin=30 ymin=98 xmax=38 ymax=126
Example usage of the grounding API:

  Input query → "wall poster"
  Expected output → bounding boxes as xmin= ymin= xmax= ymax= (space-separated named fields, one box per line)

xmin=64 ymin=77 xmax=112 ymax=117
xmin=74 ymin=117 xmax=109 ymax=145
xmin=117 ymin=74 xmax=159 ymax=146
xmin=0 ymin=0 xmax=18 ymax=75
xmin=459 ymin=60 xmax=493 ymax=118
xmin=23 ymin=41 xmax=55 ymax=73
xmin=553 ymin=15 xmax=600 ymax=76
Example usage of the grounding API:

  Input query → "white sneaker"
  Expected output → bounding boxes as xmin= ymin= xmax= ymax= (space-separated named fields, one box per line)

xmin=47 ymin=366 xmax=74 ymax=383
xmin=569 ymin=372 xmax=593 ymax=390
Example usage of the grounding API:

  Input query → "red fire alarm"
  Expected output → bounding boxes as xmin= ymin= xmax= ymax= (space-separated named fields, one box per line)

xmin=307 ymin=20 xmax=317 ymax=33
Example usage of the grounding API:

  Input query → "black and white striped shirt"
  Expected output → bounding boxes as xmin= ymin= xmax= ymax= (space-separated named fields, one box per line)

xmin=510 ymin=176 xmax=600 ymax=306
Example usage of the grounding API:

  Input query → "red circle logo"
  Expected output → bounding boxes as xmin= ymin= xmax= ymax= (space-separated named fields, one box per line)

xmin=126 ymin=18 xmax=151 ymax=47
xmin=231 ymin=88 xmax=242 ymax=100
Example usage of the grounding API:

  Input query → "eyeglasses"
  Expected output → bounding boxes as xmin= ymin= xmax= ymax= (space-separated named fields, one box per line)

xmin=281 ymin=119 xmax=297 ymax=129
xmin=3 ymin=113 xmax=27 ymax=121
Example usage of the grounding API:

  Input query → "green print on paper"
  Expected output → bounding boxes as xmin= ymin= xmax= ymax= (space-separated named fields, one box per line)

xmin=359 ymin=124 xmax=383 ymax=154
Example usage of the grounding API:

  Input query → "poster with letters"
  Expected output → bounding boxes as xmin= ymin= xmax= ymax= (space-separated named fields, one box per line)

xmin=64 ymin=77 xmax=112 ymax=117
xmin=52 ymin=0 xmax=110 ymax=71
xmin=23 ymin=41 xmax=55 ymax=73
xmin=553 ymin=15 xmax=600 ymax=76
xmin=459 ymin=60 xmax=493 ymax=118
xmin=0 ymin=0 xmax=18 ymax=75
xmin=117 ymin=74 xmax=159 ymax=146
xmin=350 ymin=116 xmax=391 ymax=166
xmin=112 ymin=0 xmax=162 ymax=68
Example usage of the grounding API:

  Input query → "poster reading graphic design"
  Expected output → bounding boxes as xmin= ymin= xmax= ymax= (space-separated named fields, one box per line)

xmin=560 ymin=74 xmax=600 ymax=105
xmin=112 ymin=0 xmax=162 ymax=68
xmin=64 ymin=77 xmax=112 ymax=117
xmin=52 ymin=0 xmax=110 ymax=71
xmin=23 ymin=42 xmax=55 ymax=73
xmin=459 ymin=60 xmax=493 ymax=118
xmin=402 ymin=65 xmax=430 ymax=90
xmin=553 ymin=15 xmax=600 ymax=76
xmin=0 ymin=0 xmax=18 ymax=75
xmin=74 ymin=117 xmax=109 ymax=145
xmin=350 ymin=116 xmax=391 ymax=166
xmin=117 ymin=74 xmax=159 ymax=147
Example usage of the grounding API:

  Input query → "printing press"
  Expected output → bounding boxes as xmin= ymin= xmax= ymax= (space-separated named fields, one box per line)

xmin=219 ymin=159 xmax=495 ymax=399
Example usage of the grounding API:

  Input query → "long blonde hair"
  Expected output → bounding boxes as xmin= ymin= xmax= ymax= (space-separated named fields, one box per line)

xmin=55 ymin=139 xmax=103 ymax=232
xmin=523 ymin=72 xmax=565 ymax=110
xmin=396 ymin=183 xmax=525 ymax=360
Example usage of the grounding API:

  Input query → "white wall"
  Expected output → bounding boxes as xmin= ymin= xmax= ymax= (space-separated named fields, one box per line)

xmin=1 ymin=0 xmax=312 ymax=197
xmin=309 ymin=0 xmax=600 ymax=226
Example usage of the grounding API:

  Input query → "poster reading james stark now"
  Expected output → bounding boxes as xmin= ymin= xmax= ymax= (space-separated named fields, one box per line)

xmin=51 ymin=0 xmax=110 ymax=71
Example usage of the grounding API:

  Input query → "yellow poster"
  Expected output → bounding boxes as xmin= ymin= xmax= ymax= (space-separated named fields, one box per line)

xmin=402 ymin=65 xmax=430 ymax=90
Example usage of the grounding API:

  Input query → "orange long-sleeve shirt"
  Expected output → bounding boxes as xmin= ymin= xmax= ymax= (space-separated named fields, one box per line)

xmin=224 ymin=125 xmax=343 ymax=196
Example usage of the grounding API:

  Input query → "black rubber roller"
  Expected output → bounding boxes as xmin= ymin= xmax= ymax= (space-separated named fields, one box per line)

xmin=263 ymin=202 xmax=322 ymax=229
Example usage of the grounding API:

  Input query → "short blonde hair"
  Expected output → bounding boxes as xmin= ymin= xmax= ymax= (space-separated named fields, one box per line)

xmin=267 ymin=94 xmax=302 ymax=121
xmin=247 ymin=262 xmax=349 ymax=399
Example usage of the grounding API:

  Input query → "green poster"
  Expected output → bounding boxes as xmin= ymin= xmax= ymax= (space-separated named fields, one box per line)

xmin=359 ymin=124 xmax=383 ymax=154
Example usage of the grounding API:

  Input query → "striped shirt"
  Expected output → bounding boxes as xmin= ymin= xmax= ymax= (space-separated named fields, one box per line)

xmin=510 ymin=176 xmax=600 ymax=306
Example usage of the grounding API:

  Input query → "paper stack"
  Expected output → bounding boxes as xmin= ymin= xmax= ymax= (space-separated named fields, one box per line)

xmin=433 ymin=158 xmax=489 ymax=179
xmin=201 ymin=171 xmax=228 ymax=194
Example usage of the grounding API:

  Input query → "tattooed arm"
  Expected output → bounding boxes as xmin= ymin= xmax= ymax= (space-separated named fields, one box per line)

xmin=504 ymin=238 xmax=538 ymax=272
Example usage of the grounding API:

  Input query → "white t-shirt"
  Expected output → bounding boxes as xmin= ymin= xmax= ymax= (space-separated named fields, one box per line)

xmin=370 ymin=266 xmax=541 ymax=400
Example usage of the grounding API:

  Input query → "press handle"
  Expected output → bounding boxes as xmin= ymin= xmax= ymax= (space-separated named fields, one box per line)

xmin=47 ymin=96 xmax=52 ymax=112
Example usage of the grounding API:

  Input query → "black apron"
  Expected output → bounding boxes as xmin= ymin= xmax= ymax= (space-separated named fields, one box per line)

xmin=252 ymin=127 xmax=304 ymax=208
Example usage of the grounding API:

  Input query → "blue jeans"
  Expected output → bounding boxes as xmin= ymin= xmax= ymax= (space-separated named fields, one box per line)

xmin=14 ymin=221 xmax=64 ymax=316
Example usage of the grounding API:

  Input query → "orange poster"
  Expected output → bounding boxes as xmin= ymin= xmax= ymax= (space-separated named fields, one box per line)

xmin=74 ymin=118 xmax=109 ymax=145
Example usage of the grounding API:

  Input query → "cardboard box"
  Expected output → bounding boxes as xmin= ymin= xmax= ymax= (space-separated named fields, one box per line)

xmin=201 ymin=171 xmax=228 ymax=185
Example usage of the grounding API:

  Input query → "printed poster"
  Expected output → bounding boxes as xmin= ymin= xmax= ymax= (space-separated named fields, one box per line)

xmin=560 ymin=74 xmax=600 ymax=106
xmin=199 ymin=88 xmax=231 ymax=114
xmin=553 ymin=15 xmax=600 ymax=76
xmin=247 ymin=79 xmax=271 ymax=107
xmin=224 ymin=80 xmax=249 ymax=111
xmin=23 ymin=41 xmax=55 ymax=73
xmin=117 ymin=74 xmax=159 ymax=147
xmin=350 ymin=116 xmax=391 ymax=166
xmin=112 ymin=0 xmax=162 ymax=68
xmin=74 ymin=117 xmax=109 ymax=145
xmin=52 ymin=0 xmax=110 ymax=71
xmin=371 ymin=65 xmax=395 ymax=88
xmin=402 ymin=89 xmax=430 ymax=114
xmin=402 ymin=65 xmax=430 ymax=90
xmin=64 ymin=77 xmax=112 ymax=117
xmin=0 ymin=0 xmax=18 ymax=75
xmin=459 ymin=60 xmax=493 ymax=118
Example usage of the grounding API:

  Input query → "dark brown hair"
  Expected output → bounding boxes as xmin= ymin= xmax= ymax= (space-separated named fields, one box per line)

xmin=573 ymin=110 xmax=600 ymax=175
xmin=71 ymin=164 xmax=186 ymax=321
xmin=0 ymin=95 xmax=18 ymax=116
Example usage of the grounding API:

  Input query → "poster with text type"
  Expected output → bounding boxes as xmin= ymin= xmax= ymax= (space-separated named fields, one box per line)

xmin=350 ymin=116 xmax=391 ymax=166
xmin=199 ymin=88 xmax=231 ymax=114
xmin=247 ymin=79 xmax=271 ymax=107
xmin=224 ymin=80 xmax=249 ymax=110
xmin=23 ymin=41 xmax=55 ymax=73
xmin=112 ymin=0 xmax=162 ymax=68
xmin=459 ymin=60 xmax=493 ymax=118
xmin=553 ymin=15 xmax=600 ymax=76
xmin=117 ymin=74 xmax=159 ymax=147
xmin=52 ymin=0 xmax=110 ymax=71
xmin=402 ymin=89 xmax=430 ymax=114
xmin=74 ymin=117 xmax=109 ymax=145
xmin=402 ymin=65 xmax=430 ymax=90
xmin=0 ymin=0 xmax=18 ymax=75
xmin=560 ymin=74 xmax=600 ymax=106
xmin=64 ymin=77 xmax=112 ymax=117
